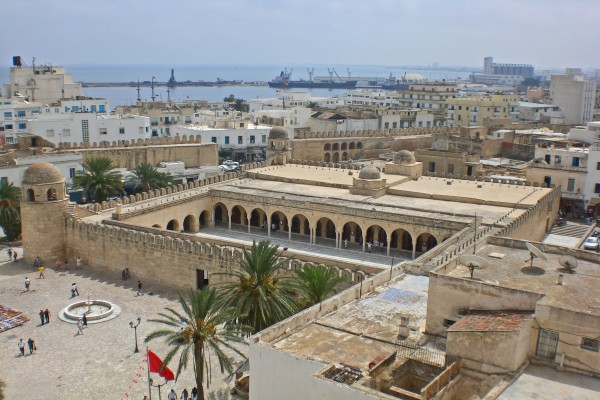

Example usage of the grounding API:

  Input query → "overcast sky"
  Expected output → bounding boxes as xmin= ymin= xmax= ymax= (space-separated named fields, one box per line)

xmin=1 ymin=0 xmax=598 ymax=69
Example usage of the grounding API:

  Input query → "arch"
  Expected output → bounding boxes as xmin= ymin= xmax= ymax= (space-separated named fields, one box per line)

xmin=47 ymin=188 xmax=57 ymax=201
xmin=249 ymin=208 xmax=268 ymax=228
xmin=231 ymin=205 xmax=247 ymax=225
xmin=166 ymin=219 xmax=180 ymax=231
xmin=391 ymin=228 xmax=413 ymax=251
xmin=349 ymin=142 xmax=356 ymax=150
xmin=183 ymin=214 xmax=197 ymax=232
xmin=152 ymin=224 xmax=162 ymax=229
xmin=342 ymin=221 xmax=363 ymax=244
xmin=214 ymin=202 xmax=228 ymax=226
xmin=416 ymin=232 xmax=438 ymax=253
xmin=316 ymin=217 xmax=336 ymax=240
xmin=356 ymin=142 xmax=363 ymax=149
xmin=341 ymin=143 xmax=348 ymax=150
xmin=270 ymin=211 xmax=288 ymax=232
xmin=324 ymin=153 xmax=331 ymax=162
xmin=26 ymin=188 xmax=35 ymax=202
xmin=341 ymin=152 xmax=348 ymax=161
xmin=324 ymin=143 xmax=331 ymax=151
xmin=291 ymin=214 xmax=311 ymax=235
xmin=332 ymin=143 xmax=340 ymax=151
xmin=332 ymin=152 xmax=340 ymax=162
xmin=199 ymin=210 xmax=210 ymax=228
xmin=366 ymin=224 xmax=388 ymax=247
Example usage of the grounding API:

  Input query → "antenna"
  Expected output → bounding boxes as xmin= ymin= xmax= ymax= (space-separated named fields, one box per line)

xmin=525 ymin=242 xmax=547 ymax=269
xmin=558 ymin=255 xmax=578 ymax=273
xmin=458 ymin=255 xmax=489 ymax=279
xmin=136 ymin=79 xmax=141 ymax=103
xmin=151 ymin=76 xmax=156 ymax=102
xmin=307 ymin=68 xmax=314 ymax=81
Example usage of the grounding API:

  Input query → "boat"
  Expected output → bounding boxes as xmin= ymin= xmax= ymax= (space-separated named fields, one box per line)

xmin=268 ymin=68 xmax=357 ymax=89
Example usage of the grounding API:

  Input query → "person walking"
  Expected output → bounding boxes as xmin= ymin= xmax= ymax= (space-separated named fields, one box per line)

xmin=39 ymin=310 xmax=45 ymax=326
xmin=27 ymin=338 xmax=35 ymax=354
xmin=191 ymin=387 xmax=197 ymax=400
xmin=18 ymin=339 xmax=25 ymax=356
xmin=168 ymin=389 xmax=177 ymax=400
xmin=344 ymin=238 xmax=348 ymax=249
xmin=13 ymin=251 xmax=17 ymax=262
xmin=136 ymin=280 xmax=143 ymax=296
xmin=24 ymin=277 xmax=30 ymax=291
xmin=38 ymin=265 xmax=45 ymax=279
xmin=367 ymin=241 xmax=372 ymax=253
xmin=71 ymin=282 xmax=79 ymax=297
xmin=82 ymin=313 xmax=87 ymax=327
xmin=7 ymin=247 xmax=12 ymax=260
xmin=44 ymin=309 xmax=50 ymax=324
xmin=76 ymin=319 xmax=84 ymax=335
xmin=180 ymin=388 xmax=189 ymax=400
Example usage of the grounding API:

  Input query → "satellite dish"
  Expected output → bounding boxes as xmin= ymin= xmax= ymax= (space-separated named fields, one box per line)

xmin=525 ymin=242 xmax=547 ymax=269
xmin=558 ymin=255 xmax=578 ymax=273
xmin=458 ymin=255 xmax=489 ymax=279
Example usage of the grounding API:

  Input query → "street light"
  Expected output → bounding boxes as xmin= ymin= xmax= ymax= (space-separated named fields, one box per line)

xmin=129 ymin=317 xmax=141 ymax=353
xmin=150 ymin=377 xmax=168 ymax=400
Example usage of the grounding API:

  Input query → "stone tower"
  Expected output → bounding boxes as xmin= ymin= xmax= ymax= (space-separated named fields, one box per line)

xmin=20 ymin=162 xmax=68 ymax=264
xmin=266 ymin=126 xmax=291 ymax=165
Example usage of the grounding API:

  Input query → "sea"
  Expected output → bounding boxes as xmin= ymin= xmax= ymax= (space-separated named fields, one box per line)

xmin=0 ymin=64 xmax=472 ymax=108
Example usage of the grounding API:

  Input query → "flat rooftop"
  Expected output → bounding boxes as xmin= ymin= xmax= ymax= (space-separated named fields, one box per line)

xmin=438 ymin=241 xmax=600 ymax=316
xmin=272 ymin=275 xmax=431 ymax=369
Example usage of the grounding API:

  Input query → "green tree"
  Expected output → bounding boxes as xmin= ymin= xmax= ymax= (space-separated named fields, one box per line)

xmin=129 ymin=162 xmax=173 ymax=192
xmin=223 ymin=94 xmax=235 ymax=102
xmin=233 ymin=98 xmax=249 ymax=112
xmin=0 ymin=377 xmax=5 ymax=400
xmin=145 ymin=288 xmax=248 ymax=400
xmin=72 ymin=157 xmax=123 ymax=203
xmin=521 ymin=77 xmax=541 ymax=87
xmin=306 ymin=101 xmax=319 ymax=109
xmin=219 ymin=240 xmax=298 ymax=333
xmin=292 ymin=264 xmax=343 ymax=310
xmin=0 ymin=181 xmax=21 ymax=240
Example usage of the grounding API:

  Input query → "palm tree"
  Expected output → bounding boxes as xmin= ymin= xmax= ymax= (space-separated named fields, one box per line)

xmin=292 ymin=264 xmax=343 ymax=310
xmin=0 ymin=181 xmax=21 ymax=240
xmin=72 ymin=157 xmax=123 ymax=203
xmin=0 ymin=377 xmax=5 ymax=400
xmin=219 ymin=240 xmax=298 ymax=333
xmin=145 ymin=288 xmax=248 ymax=400
xmin=129 ymin=162 xmax=173 ymax=192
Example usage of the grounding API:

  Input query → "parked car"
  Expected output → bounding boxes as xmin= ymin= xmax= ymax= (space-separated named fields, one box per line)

xmin=583 ymin=237 xmax=599 ymax=251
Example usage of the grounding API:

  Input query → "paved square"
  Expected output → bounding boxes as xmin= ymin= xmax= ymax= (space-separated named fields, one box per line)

xmin=0 ymin=248 xmax=243 ymax=400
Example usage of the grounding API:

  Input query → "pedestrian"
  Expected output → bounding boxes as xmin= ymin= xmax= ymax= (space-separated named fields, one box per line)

xmin=39 ymin=310 xmax=45 ymax=326
xmin=168 ymin=389 xmax=177 ymax=400
xmin=33 ymin=256 xmax=41 ymax=268
xmin=55 ymin=260 xmax=62 ymax=271
xmin=191 ymin=387 xmax=197 ymax=400
xmin=367 ymin=241 xmax=372 ymax=253
xmin=71 ymin=282 xmax=79 ymax=296
xmin=76 ymin=319 xmax=84 ymax=335
xmin=125 ymin=268 xmax=131 ymax=280
xmin=18 ymin=339 xmax=25 ymax=356
xmin=7 ymin=247 xmax=12 ymax=259
xmin=39 ymin=265 xmax=45 ymax=279
xmin=13 ymin=251 xmax=17 ymax=261
xmin=344 ymin=238 xmax=348 ymax=249
xmin=82 ymin=313 xmax=87 ymax=327
xmin=137 ymin=280 xmax=143 ymax=296
xmin=121 ymin=269 xmax=126 ymax=281
xmin=180 ymin=388 xmax=189 ymax=400
xmin=76 ymin=257 xmax=82 ymax=268
xmin=27 ymin=338 xmax=35 ymax=354
xmin=44 ymin=309 xmax=50 ymax=324
xmin=24 ymin=277 xmax=30 ymax=291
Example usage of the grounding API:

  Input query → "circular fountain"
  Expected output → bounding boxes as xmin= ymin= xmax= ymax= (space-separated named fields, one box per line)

xmin=58 ymin=294 xmax=121 ymax=324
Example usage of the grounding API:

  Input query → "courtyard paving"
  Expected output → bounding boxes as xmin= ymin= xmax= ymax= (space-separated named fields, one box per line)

xmin=0 ymin=247 xmax=243 ymax=400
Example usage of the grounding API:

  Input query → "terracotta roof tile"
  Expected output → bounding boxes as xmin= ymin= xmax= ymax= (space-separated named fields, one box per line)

xmin=447 ymin=311 xmax=533 ymax=332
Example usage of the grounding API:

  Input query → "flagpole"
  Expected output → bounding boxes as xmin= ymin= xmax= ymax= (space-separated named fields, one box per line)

xmin=146 ymin=347 xmax=152 ymax=400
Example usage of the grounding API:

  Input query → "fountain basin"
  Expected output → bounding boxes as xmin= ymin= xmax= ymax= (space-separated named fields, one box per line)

xmin=58 ymin=299 xmax=121 ymax=324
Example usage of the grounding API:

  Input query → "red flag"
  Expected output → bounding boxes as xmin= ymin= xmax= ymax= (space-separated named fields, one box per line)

xmin=147 ymin=350 xmax=175 ymax=381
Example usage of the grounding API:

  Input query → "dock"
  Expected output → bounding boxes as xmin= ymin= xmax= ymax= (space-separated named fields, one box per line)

xmin=80 ymin=81 xmax=268 ymax=88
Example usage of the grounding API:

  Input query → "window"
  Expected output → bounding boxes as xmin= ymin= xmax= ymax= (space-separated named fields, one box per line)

xmin=597 ymin=162 xmax=600 ymax=170
xmin=567 ymin=178 xmax=575 ymax=192
xmin=443 ymin=319 xmax=456 ymax=328
xmin=99 ymin=128 xmax=107 ymax=135
xmin=17 ymin=111 xmax=26 ymax=117
xmin=224 ymin=136 xmax=230 ymax=145
xmin=581 ymin=337 xmax=600 ymax=352
xmin=3 ymin=112 xmax=12 ymax=118
xmin=238 ymin=136 xmax=243 ymax=144
xmin=554 ymin=155 xmax=561 ymax=165
xmin=69 ymin=168 xmax=76 ymax=178
xmin=262 ymin=135 xmax=266 ymax=143
xmin=536 ymin=329 xmax=559 ymax=359
xmin=211 ymin=137 xmax=217 ymax=143
xmin=595 ymin=183 xmax=600 ymax=194
xmin=119 ymin=127 xmax=125 ymax=134
xmin=72 ymin=106 xmax=79 ymax=112
xmin=99 ymin=105 xmax=106 ymax=113
xmin=46 ymin=129 xmax=54 ymax=137
xmin=392 ymin=122 xmax=397 ymax=129
xmin=239 ymin=122 xmax=244 ymax=128
xmin=90 ymin=105 xmax=96 ymax=113
xmin=81 ymin=119 xmax=88 ymax=140
xmin=18 ymin=123 xmax=26 ymax=129
xmin=249 ymin=135 xmax=255 ymax=144
xmin=572 ymin=157 xmax=580 ymax=167
xmin=384 ymin=122 xmax=389 ymax=129
xmin=63 ymin=128 xmax=71 ymax=137
xmin=428 ymin=162 xmax=436 ymax=173
xmin=5 ymin=124 xmax=12 ymax=130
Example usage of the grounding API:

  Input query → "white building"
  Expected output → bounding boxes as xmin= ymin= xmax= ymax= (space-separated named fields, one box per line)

xmin=516 ymin=102 xmax=563 ymax=123
xmin=550 ymin=69 xmax=596 ymax=125
xmin=0 ymin=152 xmax=83 ymax=188
xmin=0 ymin=99 xmax=42 ymax=143
xmin=27 ymin=113 xmax=150 ymax=145
xmin=3 ymin=58 xmax=82 ymax=105
xmin=566 ymin=121 xmax=600 ymax=145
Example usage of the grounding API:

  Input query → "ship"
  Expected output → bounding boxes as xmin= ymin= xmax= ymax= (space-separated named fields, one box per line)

xmin=268 ymin=68 xmax=357 ymax=89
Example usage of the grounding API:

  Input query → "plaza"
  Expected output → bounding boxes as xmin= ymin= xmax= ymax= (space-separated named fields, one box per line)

xmin=0 ymin=249 xmax=243 ymax=400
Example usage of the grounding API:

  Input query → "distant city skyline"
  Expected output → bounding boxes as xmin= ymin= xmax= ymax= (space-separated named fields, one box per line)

xmin=1 ymin=0 xmax=599 ymax=70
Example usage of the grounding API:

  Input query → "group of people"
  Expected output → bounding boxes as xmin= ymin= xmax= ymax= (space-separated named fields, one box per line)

xmin=38 ymin=309 xmax=51 ymax=325
xmin=71 ymin=282 xmax=80 ymax=297
xmin=7 ymin=247 xmax=17 ymax=262
xmin=17 ymin=338 xmax=36 ymax=356
xmin=76 ymin=314 xmax=88 ymax=335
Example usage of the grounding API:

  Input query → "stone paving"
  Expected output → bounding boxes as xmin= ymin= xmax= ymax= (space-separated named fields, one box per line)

xmin=0 ymin=247 xmax=243 ymax=400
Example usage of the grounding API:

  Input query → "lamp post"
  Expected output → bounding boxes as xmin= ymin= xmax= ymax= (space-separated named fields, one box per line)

xmin=129 ymin=317 xmax=141 ymax=353
xmin=150 ymin=378 xmax=167 ymax=400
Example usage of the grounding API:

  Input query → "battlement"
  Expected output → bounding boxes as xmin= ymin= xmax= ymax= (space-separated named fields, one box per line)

xmin=295 ymin=126 xmax=452 ymax=139
xmin=57 ymin=134 xmax=207 ymax=150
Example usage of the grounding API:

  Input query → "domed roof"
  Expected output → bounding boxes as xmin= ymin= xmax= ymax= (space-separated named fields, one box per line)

xmin=405 ymin=72 xmax=425 ymax=81
xmin=268 ymin=126 xmax=288 ymax=139
xmin=393 ymin=150 xmax=416 ymax=165
xmin=358 ymin=164 xmax=381 ymax=180
xmin=22 ymin=162 xmax=64 ymax=185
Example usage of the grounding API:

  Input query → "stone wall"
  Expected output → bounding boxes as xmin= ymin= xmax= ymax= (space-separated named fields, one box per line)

xmin=60 ymin=135 xmax=218 ymax=169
